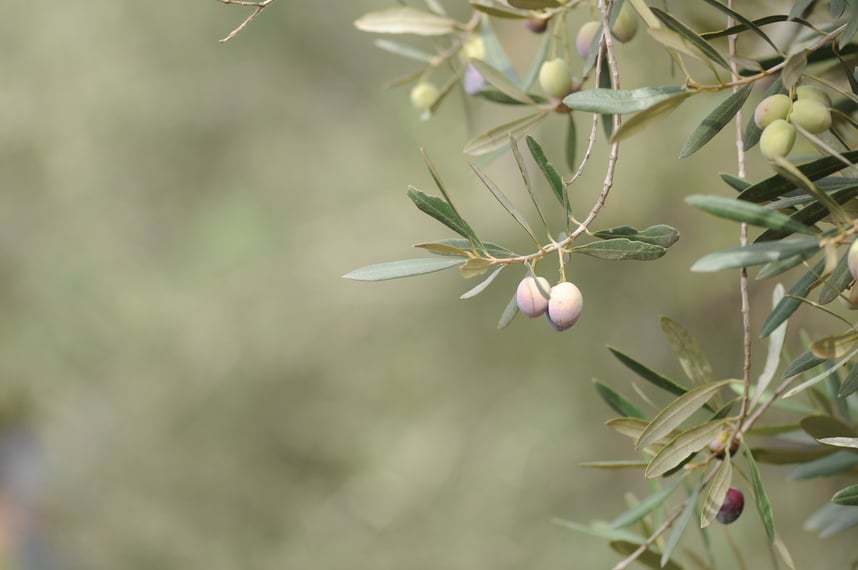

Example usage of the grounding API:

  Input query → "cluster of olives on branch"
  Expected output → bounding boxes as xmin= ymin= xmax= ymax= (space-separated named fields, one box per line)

xmin=516 ymin=276 xmax=583 ymax=331
xmin=755 ymin=86 xmax=832 ymax=159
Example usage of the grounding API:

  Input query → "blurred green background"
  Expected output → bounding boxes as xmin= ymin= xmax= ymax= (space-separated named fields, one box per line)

xmin=0 ymin=1 xmax=854 ymax=568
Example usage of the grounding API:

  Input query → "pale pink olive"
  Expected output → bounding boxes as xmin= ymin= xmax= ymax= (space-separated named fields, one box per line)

xmin=848 ymin=240 xmax=858 ymax=282
xmin=759 ymin=119 xmax=795 ymax=159
xmin=410 ymin=82 xmax=439 ymax=112
xmin=576 ymin=21 xmax=601 ymax=60
xmin=546 ymin=281 xmax=583 ymax=331
xmin=516 ymin=276 xmax=551 ymax=318
xmin=789 ymin=98 xmax=832 ymax=134
xmin=611 ymin=3 xmax=638 ymax=43
xmin=796 ymin=85 xmax=832 ymax=107
xmin=753 ymin=94 xmax=791 ymax=129
xmin=538 ymin=58 xmax=573 ymax=99
xmin=525 ymin=18 xmax=549 ymax=34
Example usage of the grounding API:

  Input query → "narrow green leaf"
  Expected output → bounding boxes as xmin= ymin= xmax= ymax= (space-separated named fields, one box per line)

xmin=459 ymin=257 xmax=492 ymax=279
xmin=691 ymin=238 xmax=820 ymax=273
xmin=832 ymin=485 xmax=858 ymax=505
xmin=720 ymin=173 xmax=751 ymax=192
xmin=354 ymin=7 xmax=457 ymax=35
xmin=636 ymin=380 xmax=736 ymax=450
xmin=790 ymin=450 xmax=858 ymax=479
xmin=771 ymin=156 xmax=850 ymax=224
xmin=460 ymin=266 xmax=503 ymax=299
xmin=569 ymin=239 xmax=667 ymax=261
xmin=610 ymin=541 xmax=684 ymax=570
xmin=469 ymin=1 xmax=528 ymax=19
xmin=698 ymin=0 xmax=779 ymax=52
xmin=343 ymin=257 xmax=464 ymax=281
xmin=784 ymin=345 xmax=858 ymax=398
xmin=469 ymin=59 xmax=534 ymax=105
xmin=744 ymin=446 xmax=776 ymax=542
xmin=598 ymin=55 xmax=613 ymax=139
xmin=800 ymin=415 xmax=858 ymax=439
xmin=562 ymin=86 xmax=688 ymax=115
xmin=469 ymin=163 xmax=539 ymax=243
xmin=681 ymin=85 xmax=755 ymax=157
xmin=497 ymin=292 xmax=519 ymax=329
xmin=477 ymin=15 xmax=522 ymax=84
xmin=607 ymin=346 xmax=701 ymax=403
xmin=522 ymin=19 xmax=553 ymax=90
xmin=819 ymin=437 xmax=858 ymax=449
xmin=805 ymin=502 xmax=858 ymax=538
xmin=661 ymin=484 xmax=701 ymax=567
xmin=746 ymin=423 xmax=801 ymax=436
xmin=839 ymin=0 xmax=858 ymax=49
xmin=647 ymin=27 xmax=723 ymax=72
xmin=839 ymin=364 xmax=858 ymax=397
xmin=407 ymin=186 xmax=480 ymax=244
xmin=751 ymin=285 xmax=787 ymax=412
xmin=413 ymin=242 xmax=469 ymax=257
xmin=464 ymin=111 xmax=549 ymax=155
xmin=762 ymin=258 xmax=825 ymax=337
xmin=610 ymin=478 xmax=684 ymax=528
xmin=660 ymin=316 xmax=714 ymax=386
xmin=421 ymin=238 xmax=515 ymax=258
xmin=593 ymin=225 xmax=679 ymax=248
xmin=756 ymin=185 xmax=858 ymax=243
xmin=610 ymin=94 xmax=691 ymax=143
xmin=552 ymin=519 xmax=644 ymax=544
xmin=580 ymin=460 xmax=649 ymax=469
xmin=594 ymin=380 xmax=647 ymax=420
xmin=509 ymin=136 xmax=549 ymax=233
xmin=701 ymin=455 xmax=732 ymax=527
xmin=650 ymin=8 xmax=730 ymax=69
xmin=525 ymin=135 xmax=568 ymax=210
xmin=789 ymin=0 xmax=815 ymax=19
xmin=373 ymin=39 xmax=434 ymax=63
xmin=756 ymin=251 xmax=816 ymax=280
xmin=646 ymin=420 xmax=726 ymax=478
xmin=686 ymin=194 xmax=816 ymax=235
xmin=606 ymin=417 xmax=651 ymax=442
xmin=737 ymin=150 xmax=858 ymax=202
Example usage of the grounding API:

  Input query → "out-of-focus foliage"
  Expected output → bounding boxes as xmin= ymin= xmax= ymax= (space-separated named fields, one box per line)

xmin=0 ymin=1 xmax=853 ymax=569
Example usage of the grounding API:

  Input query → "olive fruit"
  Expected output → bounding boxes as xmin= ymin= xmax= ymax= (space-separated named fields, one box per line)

xmin=848 ymin=240 xmax=858 ymax=282
xmin=463 ymin=63 xmax=487 ymax=95
xmin=708 ymin=430 xmax=741 ymax=458
xmin=538 ymin=58 xmax=573 ymax=99
xmin=462 ymin=35 xmax=486 ymax=61
xmin=753 ymin=94 xmax=791 ymax=129
xmin=796 ymin=85 xmax=831 ymax=107
xmin=611 ymin=3 xmax=638 ymax=43
xmin=716 ymin=488 xmax=745 ymax=525
xmin=759 ymin=119 xmax=796 ymax=159
xmin=516 ymin=276 xmax=551 ymax=318
xmin=546 ymin=281 xmax=583 ymax=331
xmin=525 ymin=18 xmax=549 ymax=34
xmin=789 ymin=98 xmax=832 ymax=134
xmin=576 ymin=21 xmax=601 ymax=60
xmin=410 ymin=82 xmax=439 ymax=112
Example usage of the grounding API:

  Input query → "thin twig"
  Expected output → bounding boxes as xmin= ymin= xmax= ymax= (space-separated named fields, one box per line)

xmin=218 ymin=0 xmax=277 ymax=43
xmin=612 ymin=504 xmax=685 ymax=570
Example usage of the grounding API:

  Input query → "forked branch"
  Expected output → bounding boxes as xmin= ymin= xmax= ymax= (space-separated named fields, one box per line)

xmin=217 ymin=0 xmax=277 ymax=43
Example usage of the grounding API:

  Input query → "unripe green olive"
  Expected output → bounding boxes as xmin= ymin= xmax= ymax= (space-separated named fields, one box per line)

xmin=410 ymin=82 xmax=439 ymax=112
xmin=753 ymin=94 xmax=791 ymax=129
xmin=789 ymin=98 xmax=832 ymax=134
xmin=796 ymin=85 xmax=832 ymax=107
xmin=576 ymin=21 xmax=601 ymax=60
xmin=516 ymin=276 xmax=551 ymax=318
xmin=848 ymin=240 xmax=858 ymax=282
xmin=546 ymin=281 xmax=583 ymax=331
xmin=759 ymin=119 xmax=796 ymax=159
xmin=611 ymin=3 xmax=638 ymax=43
xmin=462 ymin=35 xmax=486 ymax=61
xmin=525 ymin=18 xmax=549 ymax=34
xmin=538 ymin=58 xmax=573 ymax=99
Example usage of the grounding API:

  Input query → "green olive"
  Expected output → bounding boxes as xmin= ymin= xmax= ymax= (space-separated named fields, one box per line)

xmin=759 ymin=119 xmax=796 ymax=159
xmin=789 ymin=98 xmax=832 ymax=134
xmin=753 ymin=94 xmax=791 ymax=129
xmin=611 ymin=4 xmax=638 ymax=43
xmin=538 ymin=58 xmax=573 ymax=99
xmin=410 ymin=82 xmax=439 ymax=112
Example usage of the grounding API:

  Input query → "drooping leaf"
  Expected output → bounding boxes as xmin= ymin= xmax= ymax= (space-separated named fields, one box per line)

xmin=562 ymin=86 xmax=688 ymax=114
xmin=701 ymin=455 xmax=732 ymax=527
xmin=610 ymin=477 xmax=684 ymax=528
xmin=782 ymin=52 xmax=808 ymax=90
xmin=720 ymin=173 xmax=751 ymax=192
xmin=464 ymin=111 xmax=549 ymax=155
xmin=593 ymin=225 xmax=680 ymax=248
xmin=784 ymin=350 xmax=827 ymax=377
xmin=686 ymin=194 xmax=816 ymax=235
xmin=460 ymin=266 xmax=504 ymax=299
xmin=789 ymin=450 xmax=858 ymax=479
xmin=645 ymin=420 xmax=726 ymax=478
xmin=418 ymin=238 xmax=516 ymax=259
xmin=469 ymin=163 xmax=539 ymax=243
xmin=650 ymin=8 xmax=730 ymax=69
xmin=407 ymin=186 xmax=482 ymax=247
xmin=354 ymin=7 xmax=458 ymax=35
xmin=609 ymin=541 xmax=684 ymax=570
xmin=680 ymin=85 xmax=753 ymax=158
xmin=607 ymin=346 xmax=705 ymax=404
xmin=661 ymin=483 xmax=701 ymax=567
xmin=569 ymin=239 xmax=667 ymax=261
xmin=789 ymin=0 xmax=816 ymax=19
xmin=737 ymin=150 xmax=858 ymax=202
xmin=761 ymin=258 xmax=825 ymax=337
xmin=698 ymin=0 xmax=779 ymax=52
xmin=771 ymin=156 xmax=850 ymax=224
xmin=594 ymin=380 xmax=647 ymax=420
xmin=800 ymin=414 xmax=858 ymax=439
xmin=636 ymin=379 xmax=736 ymax=450
xmin=660 ymin=316 xmax=714 ymax=386
xmin=744 ymin=446 xmax=776 ymax=542
xmin=692 ymin=238 xmax=820 ymax=273
xmin=832 ymin=485 xmax=858 ymax=505
xmin=343 ymin=257 xmax=465 ymax=281
xmin=497 ymin=292 xmax=519 ymax=329
xmin=751 ymin=284 xmax=787 ymax=410
xmin=526 ymin=135 xmax=568 ymax=211
xmin=469 ymin=59 xmax=534 ymax=105
xmin=509 ymin=136 xmax=549 ymax=232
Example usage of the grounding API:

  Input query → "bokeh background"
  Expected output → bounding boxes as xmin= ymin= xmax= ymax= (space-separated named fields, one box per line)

xmin=0 ymin=1 xmax=854 ymax=568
